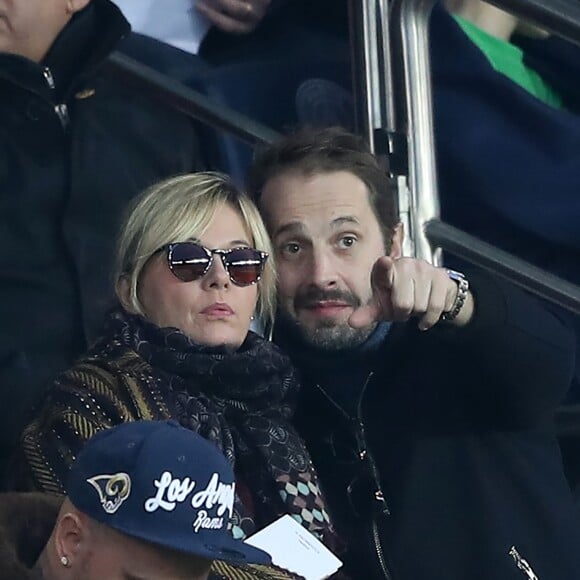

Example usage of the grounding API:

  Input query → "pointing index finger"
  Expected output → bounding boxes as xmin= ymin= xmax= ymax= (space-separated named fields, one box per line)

xmin=371 ymin=256 xmax=396 ymax=291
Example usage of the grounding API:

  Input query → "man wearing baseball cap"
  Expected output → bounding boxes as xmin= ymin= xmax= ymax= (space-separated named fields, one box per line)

xmin=11 ymin=420 xmax=278 ymax=579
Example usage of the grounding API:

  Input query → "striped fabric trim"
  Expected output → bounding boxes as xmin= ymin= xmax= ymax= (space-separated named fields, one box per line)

xmin=210 ymin=561 xmax=305 ymax=580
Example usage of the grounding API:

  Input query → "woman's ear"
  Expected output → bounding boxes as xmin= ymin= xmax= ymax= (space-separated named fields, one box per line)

xmin=116 ymin=276 xmax=134 ymax=313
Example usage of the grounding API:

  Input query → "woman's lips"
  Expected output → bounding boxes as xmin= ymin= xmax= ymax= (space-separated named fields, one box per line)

xmin=201 ymin=303 xmax=234 ymax=316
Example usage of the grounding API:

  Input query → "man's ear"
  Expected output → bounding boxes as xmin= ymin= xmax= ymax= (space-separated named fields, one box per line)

xmin=53 ymin=508 xmax=93 ymax=568
xmin=388 ymin=223 xmax=404 ymax=259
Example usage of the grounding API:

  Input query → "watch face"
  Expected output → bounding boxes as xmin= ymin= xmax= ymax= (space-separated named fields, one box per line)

xmin=445 ymin=269 xmax=466 ymax=282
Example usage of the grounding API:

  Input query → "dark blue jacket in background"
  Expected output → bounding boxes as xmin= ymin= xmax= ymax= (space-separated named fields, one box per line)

xmin=431 ymin=5 xmax=580 ymax=285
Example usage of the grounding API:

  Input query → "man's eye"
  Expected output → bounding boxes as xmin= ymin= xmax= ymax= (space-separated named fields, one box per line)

xmin=281 ymin=242 xmax=301 ymax=255
xmin=338 ymin=236 xmax=357 ymax=249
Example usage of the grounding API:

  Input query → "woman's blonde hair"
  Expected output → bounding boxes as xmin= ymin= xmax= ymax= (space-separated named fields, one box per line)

xmin=114 ymin=172 xmax=276 ymax=325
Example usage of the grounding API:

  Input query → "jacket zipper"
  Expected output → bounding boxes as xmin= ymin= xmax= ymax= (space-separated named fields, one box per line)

xmin=43 ymin=67 xmax=56 ymax=89
xmin=372 ymin=517 xmax=392 ymax=580
xmin=355 ymin=374 xmax=390 ymax=517
xmin=356 ymin=374 xmax=393 ymax=580
xmin=54 ymin=103 xmax=70 ymax=129
xmin=315 ymin=374 xmax=394 ymax=580
xmin=42 ymin=66 xmax=70 ymax=129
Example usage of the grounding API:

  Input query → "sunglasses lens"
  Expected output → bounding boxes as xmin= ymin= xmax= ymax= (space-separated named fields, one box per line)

xmin=168 ymin=243 xmax=209 ymax=282
xmin=225 ymin=248 xmax=266 ymax=286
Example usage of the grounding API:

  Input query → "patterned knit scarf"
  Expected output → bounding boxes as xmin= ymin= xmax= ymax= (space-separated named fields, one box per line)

xmin=106 ymin=310 xmax=335 ymax=544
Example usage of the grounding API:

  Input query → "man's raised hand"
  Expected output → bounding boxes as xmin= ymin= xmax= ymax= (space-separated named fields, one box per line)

xmin=348 ymin=257 xmax=473 ymax=330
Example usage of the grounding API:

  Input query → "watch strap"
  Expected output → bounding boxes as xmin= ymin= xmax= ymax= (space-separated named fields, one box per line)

xmin=440 ymin=269 xmax=469 ymax=322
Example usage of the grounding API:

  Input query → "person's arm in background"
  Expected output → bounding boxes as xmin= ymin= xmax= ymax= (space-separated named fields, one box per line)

xmin=445 ymin=0 xmax=518 ymax=40
xmin=196 ymin=0 xmax=273 ymax=34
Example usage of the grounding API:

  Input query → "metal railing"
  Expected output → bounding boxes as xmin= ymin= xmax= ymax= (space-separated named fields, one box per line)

xmin=426 ymin=222 xmax=580 ymax=315
xmin=106 ymin=52 xmax=280 ymax=148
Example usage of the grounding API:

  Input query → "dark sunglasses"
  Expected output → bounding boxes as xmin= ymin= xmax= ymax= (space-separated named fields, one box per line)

xmin=161 ymin=242 xmax=268 ymax=287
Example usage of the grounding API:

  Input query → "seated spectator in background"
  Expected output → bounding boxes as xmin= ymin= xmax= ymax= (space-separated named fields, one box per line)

xmin=0 ymin=0 xmax=201 ymax=461
xmin=113 ymin=0 xmax=350 ymax=176
xmin=115 ymin=0 xmax=272 ymax=52
xmin=434 ymin=0 xmax=578 ymax=277
xmin=0 ymin=420 xmax=278 ymax=579
xmin=247 ymin=127 xmax=580 ymax=580
xmin=114 ymin=0 xmax=347 ymax=68
xmin=16 ymin=173 xmax=337 ymax=556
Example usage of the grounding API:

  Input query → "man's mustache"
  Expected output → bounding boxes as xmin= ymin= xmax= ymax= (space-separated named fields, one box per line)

xmin=294 ymin=288 xmax=361 ymax=310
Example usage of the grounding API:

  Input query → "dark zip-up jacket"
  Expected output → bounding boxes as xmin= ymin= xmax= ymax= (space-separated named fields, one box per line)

xmin=0 ymin=0 xmax=201 ymax=453
xmin=279 ymin=271 xmax=580 ymax=579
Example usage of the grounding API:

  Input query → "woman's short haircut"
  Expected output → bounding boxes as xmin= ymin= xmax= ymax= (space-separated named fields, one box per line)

xmin=247 ymin=126 xmax=399 ymax=251
xmin=114 ymin=172 xmax=276 ymax=325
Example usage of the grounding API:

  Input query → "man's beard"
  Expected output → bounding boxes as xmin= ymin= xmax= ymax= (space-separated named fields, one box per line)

xmin=280 ymin=288 xmax=376 ymax=351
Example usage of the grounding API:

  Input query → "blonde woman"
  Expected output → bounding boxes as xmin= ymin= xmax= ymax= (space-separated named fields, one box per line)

xmin=18 ymin=173 xmax=335 ymax=555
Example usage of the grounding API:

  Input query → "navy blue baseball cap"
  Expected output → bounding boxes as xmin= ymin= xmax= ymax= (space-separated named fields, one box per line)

xmin=65 ymin=420 xmax=271 ymax=566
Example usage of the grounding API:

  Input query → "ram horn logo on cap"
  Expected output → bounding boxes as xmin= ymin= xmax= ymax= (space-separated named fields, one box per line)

xmin=87 ymin=473 xmax=132 ymax=514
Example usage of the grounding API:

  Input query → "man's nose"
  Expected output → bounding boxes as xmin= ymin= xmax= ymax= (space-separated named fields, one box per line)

xmin=309 ymin=248 xmax=338 ymax=288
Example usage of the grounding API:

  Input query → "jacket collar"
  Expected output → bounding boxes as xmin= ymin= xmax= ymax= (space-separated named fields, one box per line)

xmin=274 ymin=316 xmax=399 ymax=377
xmin=0 ymin=0 xmax=129 ymax=100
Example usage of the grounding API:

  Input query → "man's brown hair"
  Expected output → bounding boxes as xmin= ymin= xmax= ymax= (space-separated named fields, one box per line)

xmin=246 ymin=127 xmax=399 ymax=249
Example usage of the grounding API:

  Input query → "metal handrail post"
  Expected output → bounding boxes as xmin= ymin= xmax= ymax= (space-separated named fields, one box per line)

xmin=365 ymin=0 xmax=382 ymax=150
xmin=390 ymin=0 xmax=440 ymax=265
xmin=351 ymin=0 xmax=421 ymax=259
xmin=349 ymin=0 xmax=396 ymax=150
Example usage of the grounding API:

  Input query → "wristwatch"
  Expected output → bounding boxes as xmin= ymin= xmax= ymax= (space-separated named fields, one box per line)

xmin=440 ymin=269 xmax=469 ymax=322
